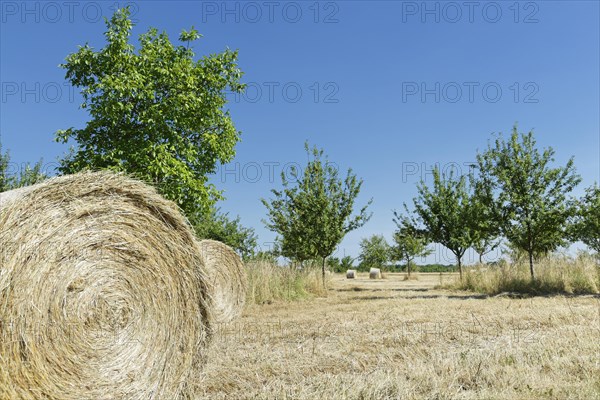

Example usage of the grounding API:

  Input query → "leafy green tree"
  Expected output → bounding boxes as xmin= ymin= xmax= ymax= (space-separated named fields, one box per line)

xmin=477 ymin=126 xmax=581 ymax=280
xmin=193 ymin=207 xmax=258 ymax=259
xmin=262 ymin=142 xmax=371 ymax=286
xmin=390 ymin=215 xmax=432 ymax=278
xmin=0 ymin=142 xmax=48 ymax=191
xmin=409 ymin=167 xmax=474 ymax=280
xmin=572 ymin=184 xmax=600 ymax=255
xmin=55 ymin=8 xmax=245 ymax=219
xmin=358 ymin=235 xmax=390 ymax=271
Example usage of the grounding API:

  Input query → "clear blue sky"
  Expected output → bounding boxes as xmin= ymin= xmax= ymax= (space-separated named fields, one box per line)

xmin=1 ymin=1 xmax=599 ymax=264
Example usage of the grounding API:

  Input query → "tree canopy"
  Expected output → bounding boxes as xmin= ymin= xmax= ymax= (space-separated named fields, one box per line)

xmin=56 ymin=7 xmax=245 ymax=219
xmin=358 ymin=235 xmax=390 ymax=271
xmin=409 ymin=167 xmax=474 ymax=280
xmin=262 ymin=142 xmax=371 ymax=285
xmin=477 ymin=126 xmax=581 ymax=279
xmin=390 ymin=215 xmax=432 ymax=277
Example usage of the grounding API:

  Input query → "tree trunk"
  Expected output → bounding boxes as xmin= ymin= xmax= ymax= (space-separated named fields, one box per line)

xmin=322 ymin=256 xmax=327 ymax=288
xmin=528 ymin=251 xmax=535 ymax=281
xmin=478 ymin=252 xmax=483 ymax=265
xmin=407 ymin=257 xmax=411 ymax=278
xmin=457 ymin=255 xmax=463 ymax=281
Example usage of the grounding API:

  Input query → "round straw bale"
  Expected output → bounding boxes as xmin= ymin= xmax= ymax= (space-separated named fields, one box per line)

xmin=369 ymin=268 xmax=382 ymax=279
xmin=198 ymin=239 xmax=247 ymax=323
xmin=0 ymin=172 xmax=213 ymax=399
xmin=346 ymin=269 xmax=357 ymax=279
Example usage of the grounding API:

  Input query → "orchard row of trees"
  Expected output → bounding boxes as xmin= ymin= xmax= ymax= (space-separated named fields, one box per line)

xmin=355 ymin=127 xmax=599 ymax=282
xmin=263 ymin=127 xmax=600 ymax=286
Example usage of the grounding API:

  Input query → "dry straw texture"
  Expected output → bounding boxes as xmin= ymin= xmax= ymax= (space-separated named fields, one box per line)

xmin=369 ymin=268 xmax=381 ymax=279
xmin=0 ymin=172 xmax=214 ymax=400
xmin=199 ymin=240 xmax=247 ymax=323
xmin=196 ymin=273 xmax=600 ymax=399
xmin=346 ymin=270 xmax=356 ymax=279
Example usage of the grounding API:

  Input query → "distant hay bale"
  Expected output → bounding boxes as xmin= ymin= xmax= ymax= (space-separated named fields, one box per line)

xmin=369 ymin=268 xmax=382 ymax=279
xmin=199 ymin=239 xmax=247 ymax=323
xmin=346 ymin=269 xmax=357 ymax=279
xmin=0 ymin=172 xmax=215 ymax=399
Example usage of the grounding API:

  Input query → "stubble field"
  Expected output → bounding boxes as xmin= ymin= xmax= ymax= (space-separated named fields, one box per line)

xmin=195 ymin=273 xmax=600 ymax=399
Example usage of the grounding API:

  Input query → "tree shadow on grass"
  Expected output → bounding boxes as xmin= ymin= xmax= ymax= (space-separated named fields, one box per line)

xmin=348 ymin=293 xmax=490 ymax=301
xmin=403 ymin=294 xmax=490 ymax=300
xmin=336 ymin=287 xmax=429 ymax=293
xmin=405 ymin=292 xmax=600 ymax=300
xmin=349 ymin=295 xmax=395 ymax=301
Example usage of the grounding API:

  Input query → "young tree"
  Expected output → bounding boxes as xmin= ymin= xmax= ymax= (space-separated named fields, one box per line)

xmin=55 ymin=8 xmax=245 ymax=219
xmin=390 ymin=215 xmax=432 ymax=278
xmin=477 ymin=126 xmax=581 ymax=280
xmin=262 ymin=142 xmax=371 ymax=286
xmin=573 ymin=184 xmax=600 ymax=255
xmin=410 ymin=167 xmax=474 ymax=280
xmin=0 ymin=141 xmax=48 ymax=191
xmin=358 ymin=235 xmax=390 ymax=271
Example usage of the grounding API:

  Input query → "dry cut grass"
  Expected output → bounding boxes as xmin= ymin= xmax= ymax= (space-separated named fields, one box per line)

xmin=196 ymin=273 xmax=600 ymax=399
